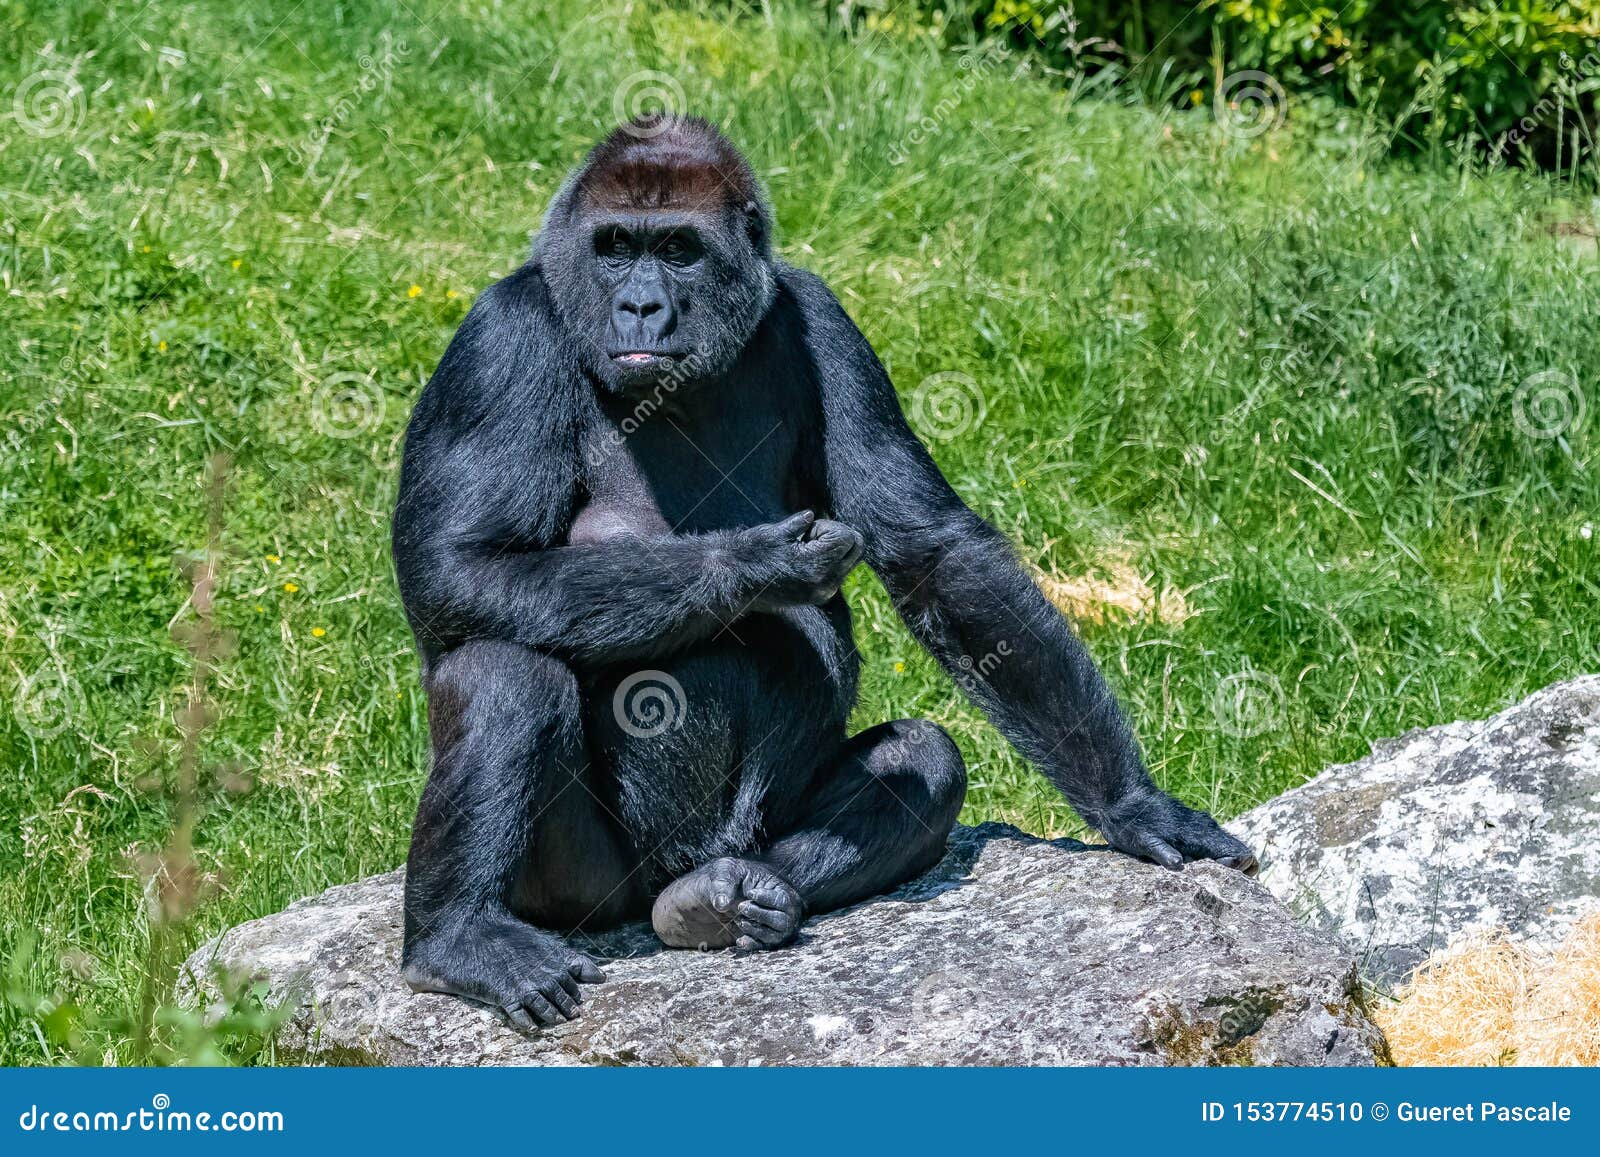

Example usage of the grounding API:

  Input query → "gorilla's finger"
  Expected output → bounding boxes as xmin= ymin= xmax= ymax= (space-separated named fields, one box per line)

xmin=734 ymin=935 xmax=761 ymax=952
xmin=737 ymin=900 xmax=793 ymax=932
xmin=568 ymin=957 xmax=607 ymax=984
xmin=743 ymin=881 xmax=801 ymax=914
xmin=1221 ymin=853 xmax=1260 ymax=877
xmin=1138 ymin=834 xmax=1183 ymax=870
xmin=737 ymin=920 xmax=791 ymax=947
xmin=543 ymin=983 xmax=580 ymax=1020
xmin=778 ymin=510 xmax=816 ymax=540
xmin=524 ymin=992 xmax=565 ymax=1026
xmin=553 ymin=971 xmax=582 ymax=1003
xmin=1175 ymin=822 xmax=1255 ymax=865
xmin=506 ymin=1006 xmax=536 ymax=1032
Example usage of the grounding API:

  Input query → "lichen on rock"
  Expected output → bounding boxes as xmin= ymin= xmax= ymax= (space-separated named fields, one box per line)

xmin=1229 ymin=675 xmax=1600 ymax=988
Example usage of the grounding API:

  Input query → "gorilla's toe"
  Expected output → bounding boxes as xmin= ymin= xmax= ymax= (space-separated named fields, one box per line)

xmin=652 ymin=857 xmax=803 ymax=950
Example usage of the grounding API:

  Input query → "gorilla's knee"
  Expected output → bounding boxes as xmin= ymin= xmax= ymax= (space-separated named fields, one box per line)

xmin=878 ymin=718 xmax=967 ymax=827
xmin=427 ymin=641 xmax=580 ymax=739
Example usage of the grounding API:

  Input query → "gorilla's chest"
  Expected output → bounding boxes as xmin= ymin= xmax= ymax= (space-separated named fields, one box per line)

xmin=571 ymin=389 xmax=804 ymax=541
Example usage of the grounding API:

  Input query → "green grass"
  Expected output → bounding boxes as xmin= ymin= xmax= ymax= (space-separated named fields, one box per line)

xmin=2 ymin=0 xmax=1598 ymax=1065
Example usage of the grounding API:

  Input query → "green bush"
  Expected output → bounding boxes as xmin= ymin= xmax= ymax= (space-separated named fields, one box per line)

xmin=1208 ymin=1 xmax=1599 ymax=160
xmin=834 ymin=1 xmax=1600 ymax=171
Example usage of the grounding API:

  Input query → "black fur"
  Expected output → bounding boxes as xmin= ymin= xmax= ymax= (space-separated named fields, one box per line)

xmin=392 ymin=116 xmax=1258 ymax=1028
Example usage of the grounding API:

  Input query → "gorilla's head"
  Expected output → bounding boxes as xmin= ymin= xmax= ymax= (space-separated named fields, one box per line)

xmin=538 ymin=116 xmax=776 ymax=397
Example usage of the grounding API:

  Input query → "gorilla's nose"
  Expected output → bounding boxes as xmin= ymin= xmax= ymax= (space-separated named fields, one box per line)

xmin=614 ymin=285 xmax=674 ymax=343
xmin=616 ymin=294 xmax=663 ymax=318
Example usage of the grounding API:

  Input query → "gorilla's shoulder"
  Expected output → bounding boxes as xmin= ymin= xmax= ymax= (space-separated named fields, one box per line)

xmin=468 ymin=261 xmax=556 ymax=319
xmin=773 ymin=261 xmax=838 ymax=311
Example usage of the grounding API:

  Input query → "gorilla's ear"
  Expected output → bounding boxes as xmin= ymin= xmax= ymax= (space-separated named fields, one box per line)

xmin=742 ymin=199 xmax=771 ymax=255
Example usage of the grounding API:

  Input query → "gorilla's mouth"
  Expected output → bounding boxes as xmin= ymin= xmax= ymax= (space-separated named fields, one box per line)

xmin=601 ymin=353 xmax=678 ymax=376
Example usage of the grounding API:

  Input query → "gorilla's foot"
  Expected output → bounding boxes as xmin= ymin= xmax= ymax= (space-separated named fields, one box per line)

xmin=651 ymin=857 xmax=804 ymax=951
xmin=401 ymin=909 xmax=605 ymax=1030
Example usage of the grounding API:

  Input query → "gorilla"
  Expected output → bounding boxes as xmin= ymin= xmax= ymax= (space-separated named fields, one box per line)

xmin=392 ymin=115 xmax=1258 ymax=1028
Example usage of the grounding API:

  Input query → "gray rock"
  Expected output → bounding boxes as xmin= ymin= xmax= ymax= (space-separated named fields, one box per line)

xmin=180 ymin=823 xmax=1383 ymax=1066
xmin=1229 ymin=675 xmax=1600 ymax=988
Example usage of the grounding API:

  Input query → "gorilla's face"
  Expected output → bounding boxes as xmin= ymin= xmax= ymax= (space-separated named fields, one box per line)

xmin=549 ymin=203 xmax=774 ymax=398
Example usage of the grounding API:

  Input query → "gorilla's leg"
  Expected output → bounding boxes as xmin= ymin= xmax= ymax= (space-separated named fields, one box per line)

xmin=651 ymin=719 xmax=966 ymax=950
xmin=402 ymin=640 xmax=643 ymax=1026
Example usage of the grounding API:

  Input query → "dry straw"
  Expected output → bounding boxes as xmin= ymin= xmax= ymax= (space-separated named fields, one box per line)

xmin=1376 ymin=913 xmax=1600 ymax=1066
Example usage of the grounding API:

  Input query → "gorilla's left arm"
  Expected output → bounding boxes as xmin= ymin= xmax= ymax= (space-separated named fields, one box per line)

xmin=789 ymin=268 xmax=1256 ymax=871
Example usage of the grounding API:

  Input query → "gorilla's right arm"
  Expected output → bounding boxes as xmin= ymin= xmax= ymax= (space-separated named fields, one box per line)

xmin=391 ymin=272 xmax=853 ymax=664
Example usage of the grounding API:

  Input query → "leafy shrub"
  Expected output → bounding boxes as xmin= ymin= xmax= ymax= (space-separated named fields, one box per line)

xmin=828 ymin=1 xmax=1600 ymax=172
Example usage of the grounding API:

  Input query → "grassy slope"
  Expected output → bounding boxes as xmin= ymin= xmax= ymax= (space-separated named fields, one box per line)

xmin=1 ymin=0 xmax=1597 ymax=1063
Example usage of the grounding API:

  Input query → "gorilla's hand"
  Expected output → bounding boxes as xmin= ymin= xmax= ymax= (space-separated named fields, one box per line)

xmin=401 ymin=909 xmax=606 ymax=1030
xmin=1095 ymin=790 xmax=1259 ymax=875
xmin=741 ymin=510 xmax=864 ymax=609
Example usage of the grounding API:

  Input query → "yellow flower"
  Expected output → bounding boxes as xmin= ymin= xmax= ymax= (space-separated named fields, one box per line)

xmin=894 ymin=661 xmax=906 ymax=674
xmin=283 ymin=582 xmax=299 ymax=593
xmin=407 ymin=284 xmax=422 ymax=298
xmin=311 ymin=627 xmax=326 ymax=637
xmin=1013 ymin=477 xmax=1028 ymax=488
xmin=254 ymin=605 xmax=264 ymax=613
xmin=231 ymin=258 xmax=243 ymax=270
xmin=445 ymin=289 xmax=459 ymax=299
xmin=142 ymin=245 xmax=152 ymax=253
xmin=1190 ymin=89 xmax=1203 ymax=106
xmin=266 ymin=554 xmax=280 ymax=564
xmin=157 ymin=340 xmax=167 ymax=352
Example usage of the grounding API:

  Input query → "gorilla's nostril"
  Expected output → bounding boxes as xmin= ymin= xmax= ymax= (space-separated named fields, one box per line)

xmin=617 ymin=298 xmax=666 ymax=320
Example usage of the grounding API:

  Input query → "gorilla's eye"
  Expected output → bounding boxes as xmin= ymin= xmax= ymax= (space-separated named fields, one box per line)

xmin=656 ymin=233 xmax=701 ymax=265
xmin=596 ymin=230 xmax=635 ymax=262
